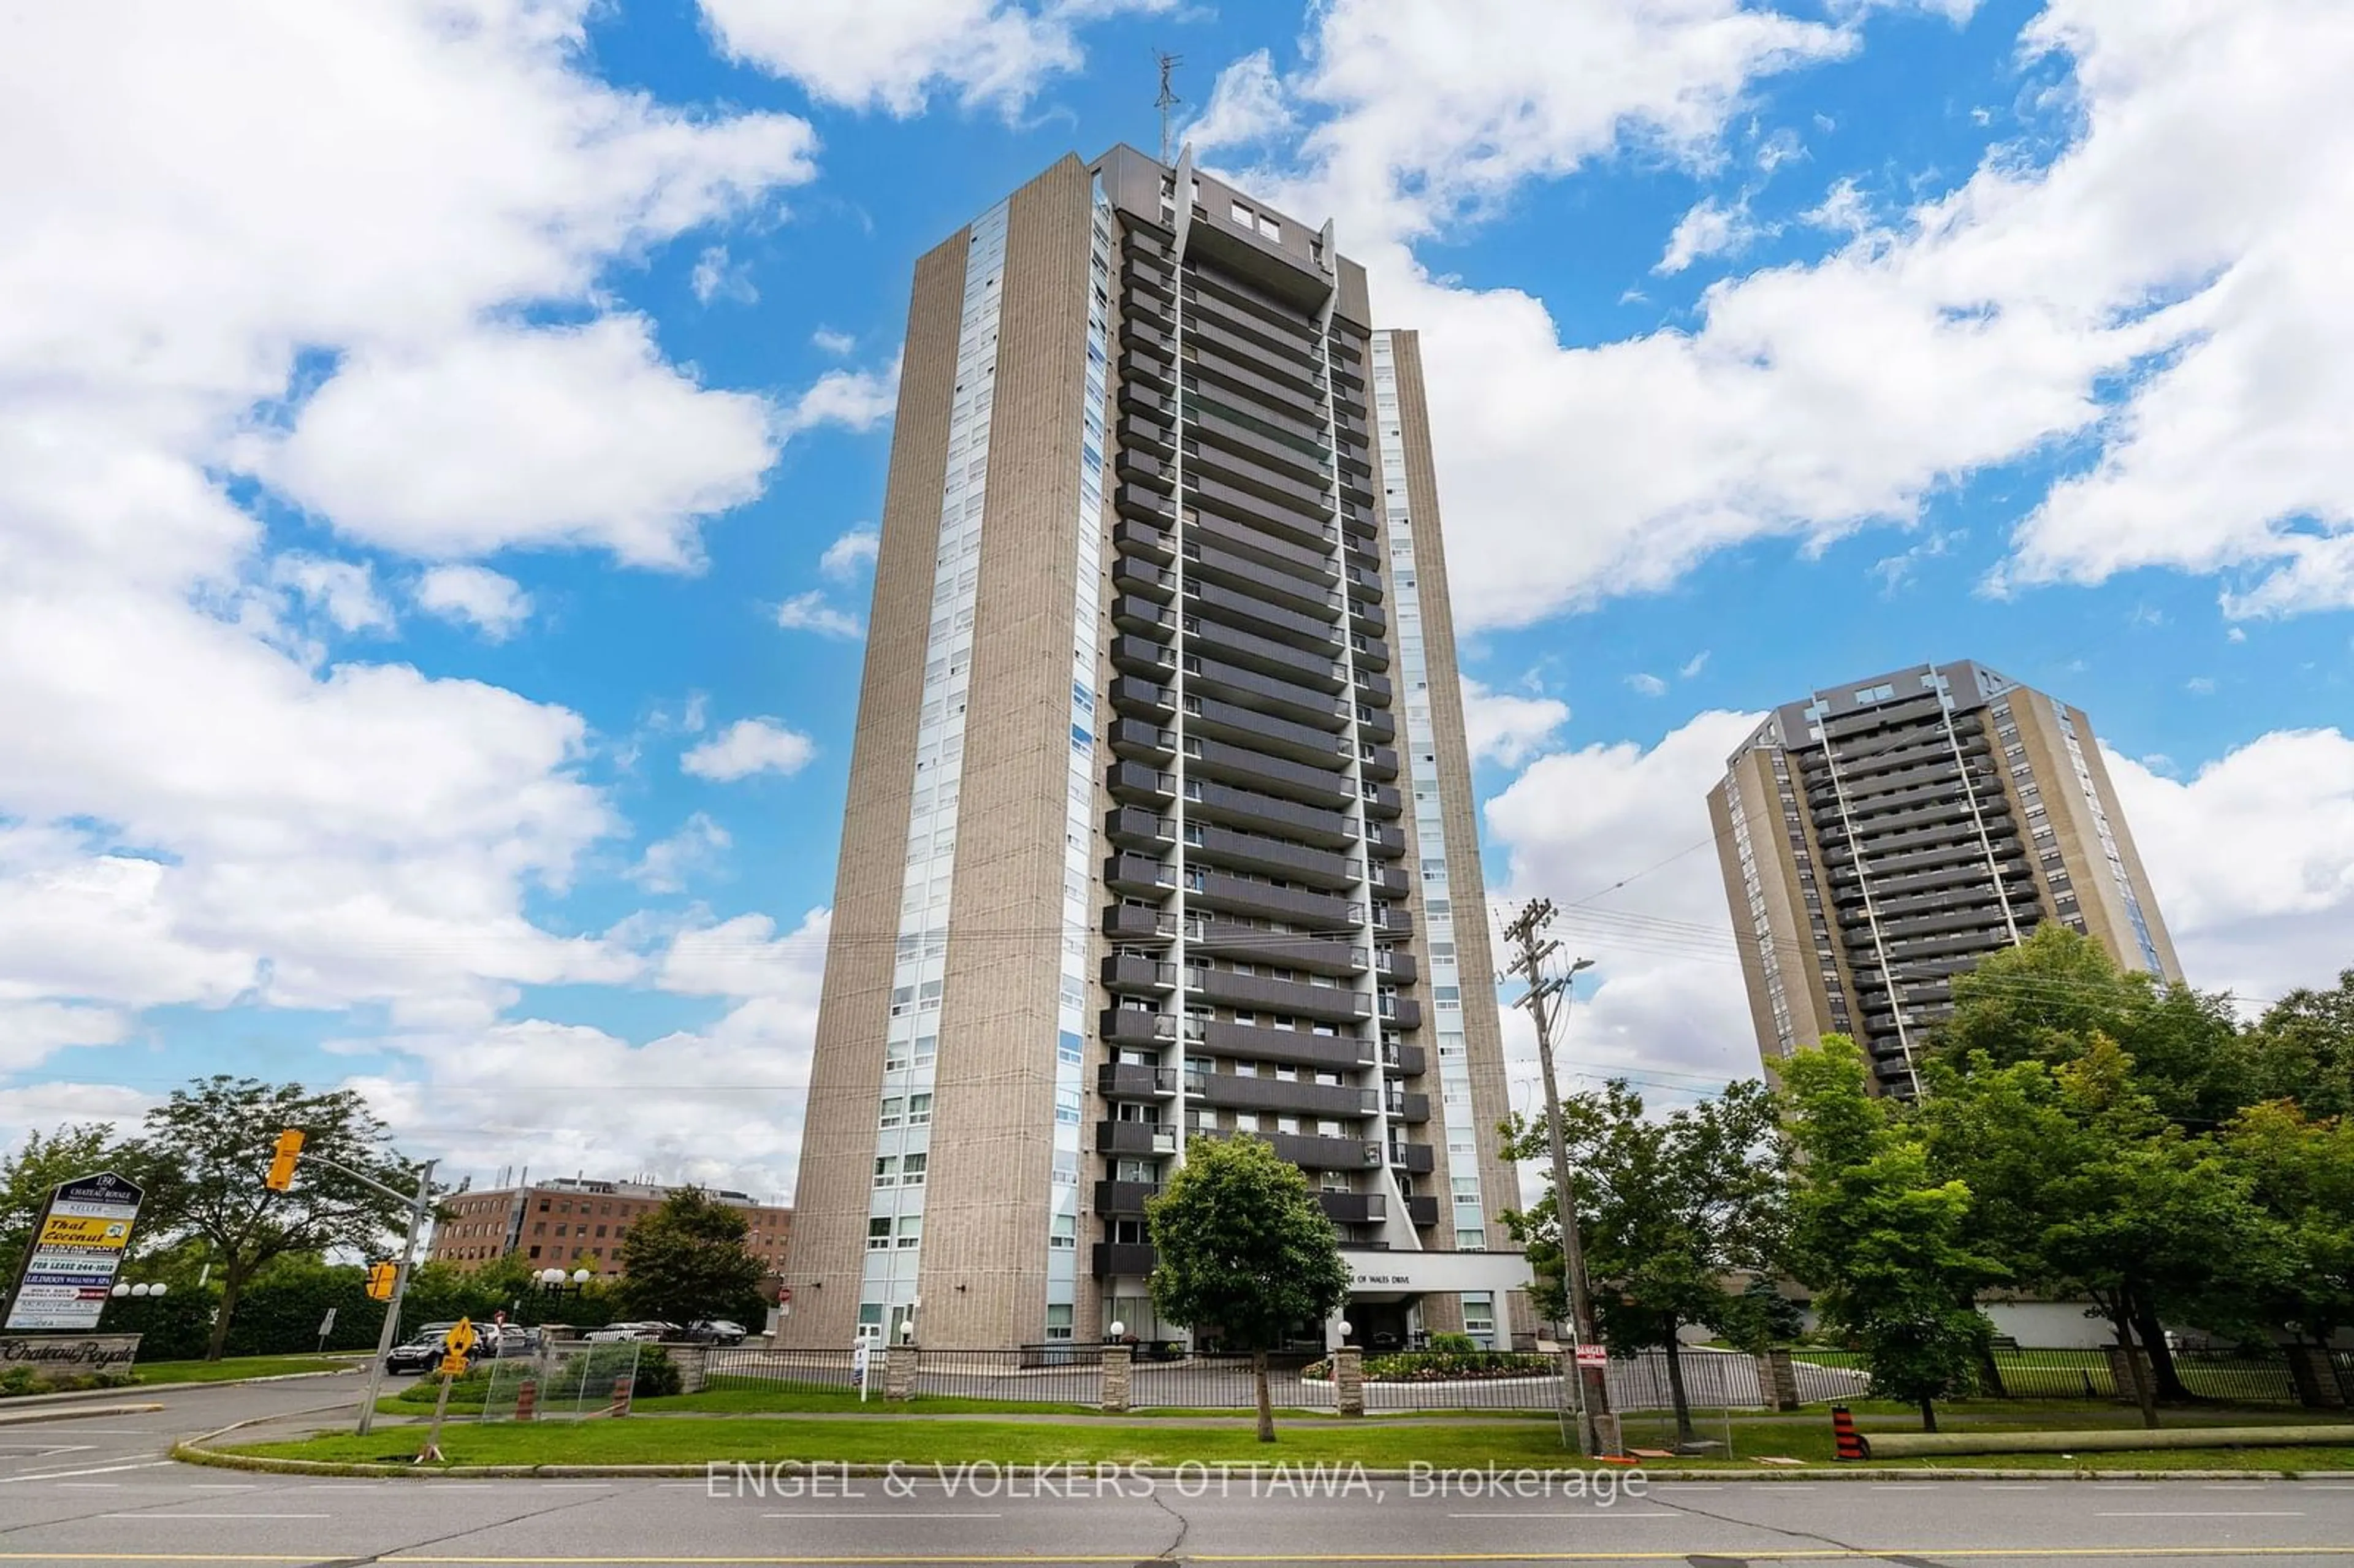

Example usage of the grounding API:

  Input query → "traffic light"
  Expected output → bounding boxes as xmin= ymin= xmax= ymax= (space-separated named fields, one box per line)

xmin=364 ymin=1262 xmax=398 ymax=1301
xmin=264 ymin=1128 xmax=304 ymax=1191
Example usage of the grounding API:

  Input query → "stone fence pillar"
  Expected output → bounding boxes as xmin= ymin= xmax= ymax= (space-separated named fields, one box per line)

xmin=2287 ymin=1345 xmax=2348 ymax=1409
xmin=885 ymin=1342 xmax=918 ymax=1401
xmin=1100 ymin=1345 xmax=1132 ymax=1413
xmin=660 ymin=1342 xmax=708 ymax=1395
xmin=1761 ymin=1348 xmax=1800 ymax=1412
xmin=1333 ymin=1347 xmax=1365 ymax=1418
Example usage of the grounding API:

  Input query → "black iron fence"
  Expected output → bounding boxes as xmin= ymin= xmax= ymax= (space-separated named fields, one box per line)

xmin=1127 ymin=1350 xmax=1322 ymax=1410
xmin=704 ymin=1346 xmax=867 ymax=1394
xmin=906 ymin=1347 xmax=1103 ymax=1406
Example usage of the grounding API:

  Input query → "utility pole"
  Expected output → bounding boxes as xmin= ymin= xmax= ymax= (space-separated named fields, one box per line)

xmin=1154 ymin=50 xmax=1183 ymax=164
xmin=1501 ymin=899 xmax=1619 ymax=1458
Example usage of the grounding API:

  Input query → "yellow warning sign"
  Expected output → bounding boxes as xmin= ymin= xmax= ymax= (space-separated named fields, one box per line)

xmin=36 ymin=1215 xmax=131 ymax=1250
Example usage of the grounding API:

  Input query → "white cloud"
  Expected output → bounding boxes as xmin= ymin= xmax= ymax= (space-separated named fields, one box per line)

xmin=775 ymin=591 xmax=864 ymax=639
xmin=2185 ymin=676 xmax=2217 ymax=695
xmin=682 ymin=718 xmax=817 ymax=782
xmin=812 ymin=329 xmax=858 ymax=357
xmin=342 ymin=908 xmax=831 ymax=1197
xmin=1484 ymin=710 xmax=1770 ymax=1089
xmin=1804 ymin=175 xmax=1873 ymax=235
xmin=268 ymin=554 xmax=396 ymax=636
xmin=1213 ymin=1 xmax=2352 ymax=630
xmin=2106 ymin=731 xmax=2354 ymax=1005
xmin=1187 ymin=50 xmax=1296 ymax=152
xmin=819 ymin=527 xmax=880 ymax=580
xmin=415 ymin=565 xmax=533 ymax=641
xmin=690 ymin=244 xmax=759 ymax=306
xmin=698 ymin=0 xmax=1171 ymax=117
xmin=631 ymin=813 xmax=733 ymax=894
xmin=1678 ymin=650 xmax=1711 ymax=679
xmin=1655 ymin=194 xmax=1764 ymax=275
xmin=246 ymin=316 xmax=782 ymax=570
xmin=779 ymin=356 xmax=902 ymax=441
xmin=1459 ymin=678 xmax=1569 ymax=767
xmin=1626 ymin=672 xmax=1669 ymax=697
xmin=0 ymin=0 xmax=814 ymax=1047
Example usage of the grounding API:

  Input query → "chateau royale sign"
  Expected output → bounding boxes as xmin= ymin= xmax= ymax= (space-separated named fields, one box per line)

xmin=4 ymin=1171 xmax=144 ymax=1333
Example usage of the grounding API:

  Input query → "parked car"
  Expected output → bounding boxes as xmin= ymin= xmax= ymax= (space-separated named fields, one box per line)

xmin=384 ymin=1333 xmax=464 ymax=1375
xmin=584 ymin=1320 xmax=672 ymax=1342
xmin=683 ymin=1319 xmax=747 ymax=1346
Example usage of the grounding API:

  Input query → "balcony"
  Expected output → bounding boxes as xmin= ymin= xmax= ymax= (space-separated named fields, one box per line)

xmin=1105 ymin=854 xmax=1175 ymax=897
xmin=1109 ymin=634 xmax=1175 ymax=678
xmin=1357 ymin=745 xmax=1401 ymax=782
xmin=1349 ymin=634 xmax=1391 ymax=671
xmin=1385 ymin=1092 xmax=1431 ymax=1124
xmin=1365 ymin=865 xmax=1411 ymax=898
xmin=1187 ymin=867 xmax=1355 ymax=928
xmin=1265 ymin=1133 xmax=1385 ymax=1171
xmin=1183 ymin=614 xmax=1349 ymax=691
xmin=1187 ymin=507 xmax=1338 ymax=582
xmin=1108 ymin=676 xmax=1173 ymax=720
xmin=1186 ymin=822 xmax=1355 ymax=890
xmin=1373 ymin=948 xmax=1419 ymax=984
xmin=1100 ymin=1008 xmax=1182 ymax=1048
xmin=1100 ymin=954 xmax=1177 ymax=995
xmin=1183 ymin=539 xmax=1338 ymax=620
xmin=1192 ymin=1019 xmax=1371 ymax=1072
xmin=1361 ymin=783 xmax=1403 ymax=820
xmin=1186 ymin=580 xmax=1343 ymax=655
xmin=1104 ymin=807 xmax=1173 ymax=853
xmin=1380 ymin=997 xmax=1425 ymax=1032
xmin=1115 ymin=519 xmax=1174 ymax=561
xmin=1119 ymin=411 xmax=1175 ymax=455
xmin=1115 ymin=447 xmax=1171 ymax=491
xmin=1356 ymin=709 xmax=1396 ymax=745
xmin=1106 ymin=761 xmax=1175 ymax=805
xmin=1181 ymin=653 xmax=1348 ymax=731
xmin=1188 ymin=965 xmax=1370 ymax=1024
xmin=1183 ymin=778 xmax=1355 ymax=848
xmin=1369 ymin=905 xmax=1415 ymax=938
xmin=1112 ymin=595 xmax=1173 ymax=637
xmin=1187 ymin=1072 xmax=1376 ymax=1120
xmin=1096 ymin=1121 xmax=1178 ymax=1157
xmin=1092 ymin=1242 xmax=1160 ymax=1277
xmin=1113 ymin=555 xmax=1173 ymax=601
xmin=1404 ymin=1195 xmax=1441 ymax=1228
xmin=1387 ymin=1141 xmax=1436 ymax=1174
xmin=1093 ymin=1181 xmax=1162 ymax=1216
xmin=1186 ymin=474 xmax=1333 ymax=554
xmin=1317 ymin=1191 xmax=1387 ymax=1225
xmin=1184 ymin=739 xmax=1353 ymax=809
xmin=1113 ymin=480 xmax=1176 ymax=522
xmin=1363 ymin=823 xmax=1407 ymax=859
xmin=1192 ymin=921 xmax=1364 ymax=977
xmin=1098 ymin=1062 xmax=1179 ymax=1099
xmin=1184 ymin=696 xmax=1350 ymax=770
xmin=1380 ymin=1041 xmax=1427 ymax=1076
xmin=1107 ymin=718 xmax=1175 ymax=763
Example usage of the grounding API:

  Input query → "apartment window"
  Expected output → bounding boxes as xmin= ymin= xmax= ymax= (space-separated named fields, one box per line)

xmin=1230 ymin=200 xmax=1253 ymax=226
xmin=873 ymin=1157 xmax=896 ymax=1189
xmin=1049 ymin=1214 xmax=1076 ymax=1250
xmin=897 ymin=1216 xmax=924 ymax=1249
xmin=901 ymin=1153 xmax=928 ymax=1186
xmin=1045 ymin=1304 xmax=1075 ymax=1342
xmin=867 ymin=1218 xmax=892 ymax=1250
xmin=907 ymin=1093 xmax=934 ymax=1127
xmin=879 ymin=1096 xmax=904 ymax=1129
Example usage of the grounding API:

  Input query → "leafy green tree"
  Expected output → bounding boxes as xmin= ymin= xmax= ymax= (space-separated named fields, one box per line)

xmin=137 ymin=1077 xmax=416 ymax=1359
xmin=1923 ymin=1038 xmax=2281 ymax=1422
xmin=2214 ymin=1100 xmax=2354 ymax=1349
xmin=1501 ymin=1078 xmax=1787 ymax=1447
xmin=1781 ymin=1037 xmax=2002 ymax=1432
xmin=1716 ymin=1274 xmax=1807 ymax=1354
xmin=0 ymin=1124 xmax=154 ymax=1288
xmin=1936 ymin=926 xmax=2253 ymax=1130
xmin=615 ymin=1187 xmax=766 ymax=1326
xmin=1147 ymin=1135 xmax=1352 ymax=1442
xmin=2245 ymin=972 xmax=2354 ymax=1122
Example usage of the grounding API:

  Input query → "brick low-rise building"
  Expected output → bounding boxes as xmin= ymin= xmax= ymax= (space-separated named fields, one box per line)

xmin=429 ymin=1176 xmax=792 ymax=1281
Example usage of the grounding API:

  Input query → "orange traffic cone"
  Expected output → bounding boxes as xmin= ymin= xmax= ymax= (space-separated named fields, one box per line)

xmin=1830 ymin=1404 xmax=1869 ymax=1461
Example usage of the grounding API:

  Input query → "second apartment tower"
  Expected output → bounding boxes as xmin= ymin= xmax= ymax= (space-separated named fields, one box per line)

xmin=780 ymin=149 xmax=1520 ymax=1350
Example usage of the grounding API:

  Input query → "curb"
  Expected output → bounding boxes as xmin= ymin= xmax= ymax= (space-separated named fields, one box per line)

xmin=0 ymin=1402 xmax=166 ymax=1426
xmin=170 ymin=1433 xmax=2352 ymax=1485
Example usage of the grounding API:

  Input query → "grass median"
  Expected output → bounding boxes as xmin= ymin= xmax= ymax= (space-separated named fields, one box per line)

xmin=229 ymin=1401 xmax=2354 ymax=1473
xmin=134 ymin=1354 xmax=359 ymax=1385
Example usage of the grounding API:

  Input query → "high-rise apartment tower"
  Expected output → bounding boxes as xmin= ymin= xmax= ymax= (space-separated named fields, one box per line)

xmin=780 ymin=148 xmax=1525 ymax=1351
xmin=1710 ymin=661 xmax=2182 ymax=1097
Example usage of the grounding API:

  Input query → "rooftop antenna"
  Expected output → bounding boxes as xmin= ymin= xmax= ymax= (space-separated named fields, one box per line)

xmin=1154 ymin=50 xmax=1183 ymax=165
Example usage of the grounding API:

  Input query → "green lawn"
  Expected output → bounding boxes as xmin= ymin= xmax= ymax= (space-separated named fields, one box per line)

xmin=225 ymin=1402 xmax=2354 ymax=1474
xmin=377 ymin=1379 xmax=1556 ymax=1421
xmin=134 ymin=1355 xmax=360 ymax=1385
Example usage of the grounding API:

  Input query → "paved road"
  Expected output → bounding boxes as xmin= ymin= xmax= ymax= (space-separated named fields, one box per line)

xmin=0 ymin=1429 xmax=2350 ymax=1568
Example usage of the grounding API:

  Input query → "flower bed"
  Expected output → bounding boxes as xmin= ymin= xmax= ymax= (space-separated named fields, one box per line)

xmin=1301 ymin=1350 xmax=1557 ymax=1382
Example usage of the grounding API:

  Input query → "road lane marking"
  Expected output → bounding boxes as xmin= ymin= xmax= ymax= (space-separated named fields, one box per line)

xmin=0 ymin=1460 xmax=176 ymax=1483
xmin=1446 ymin=1512 xmax=1681 ymax=1518
xmin=2096 ymin=1510 xmax=2306 ymax=1517
xmin=760 ymin=1512 xmax=1003 ymax=1520
xmin=101 ymin=1514 xmax=331 ymax=1521
xmin=55 ymin=1483 xmax=121 ymax=1489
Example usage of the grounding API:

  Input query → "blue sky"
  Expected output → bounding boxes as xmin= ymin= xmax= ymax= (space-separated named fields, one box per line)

xmin=3 ymin=0 xmax=2348 ymax=1194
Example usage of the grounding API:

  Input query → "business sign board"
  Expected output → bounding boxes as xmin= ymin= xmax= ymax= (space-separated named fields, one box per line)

xmin=3 ymin=1173 xmax=143 ymax=1333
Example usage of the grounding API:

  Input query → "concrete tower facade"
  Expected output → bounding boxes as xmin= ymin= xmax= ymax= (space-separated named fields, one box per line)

xmin=1709 ymin=660 xmax=2183 ymax=1097
xmin=780 ymin=148 xmax=1524 ymax=1352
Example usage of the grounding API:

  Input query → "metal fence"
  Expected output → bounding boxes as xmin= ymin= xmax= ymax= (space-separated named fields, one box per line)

xmin=905 ymin=1347 xmax=1104 ymax=1406
xmin=1128 ymin=1351 xmax=1324 ymax=1410
xmin=479 ymin=1340 xmax=642 ymax=1421
xmin=704 ymin=1346 xmax=868 ymax=1395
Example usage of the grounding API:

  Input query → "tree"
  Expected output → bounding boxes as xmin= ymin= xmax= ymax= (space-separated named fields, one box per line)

xmin=1147 ymin=1135 xmax=1352 ymax=1442
xmin=138 ymin=1077 xmax=416 ymax=1360
xmin=1781 ymin=1038 xmax=2003 ymax=1432
xmin=1936 ymin=926 xmax=2254 ymax=1131
xmin=2246 ymin=972 xmax=2354 ymax=1122
xmin=0 ymin=1124 xmax=150 ymax=1289
xmin=1500 ymin=1078 xmax=1787 ymax=1447
xmin=2214 ymin=1101 xmax=2354 ymax=1349
xmin=615 ymin=1187 xmax=765 ymax=1325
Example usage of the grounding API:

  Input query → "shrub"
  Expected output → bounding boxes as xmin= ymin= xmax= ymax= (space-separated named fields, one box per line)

xmin=630 ymin=1347 xmax=682 ymax=1398
xmin=1300 ymin=1349 xmax=1556 ymax=1382
xmin=1427 ymin=1333 xmax=1479 ymax=1354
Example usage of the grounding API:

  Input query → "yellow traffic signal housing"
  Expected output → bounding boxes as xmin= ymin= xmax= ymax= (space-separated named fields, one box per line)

xmin=264 ymin=1128 xmax=304 ymax=1191
xmin=364 ymin=1261 xmax=398 ymax=1301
